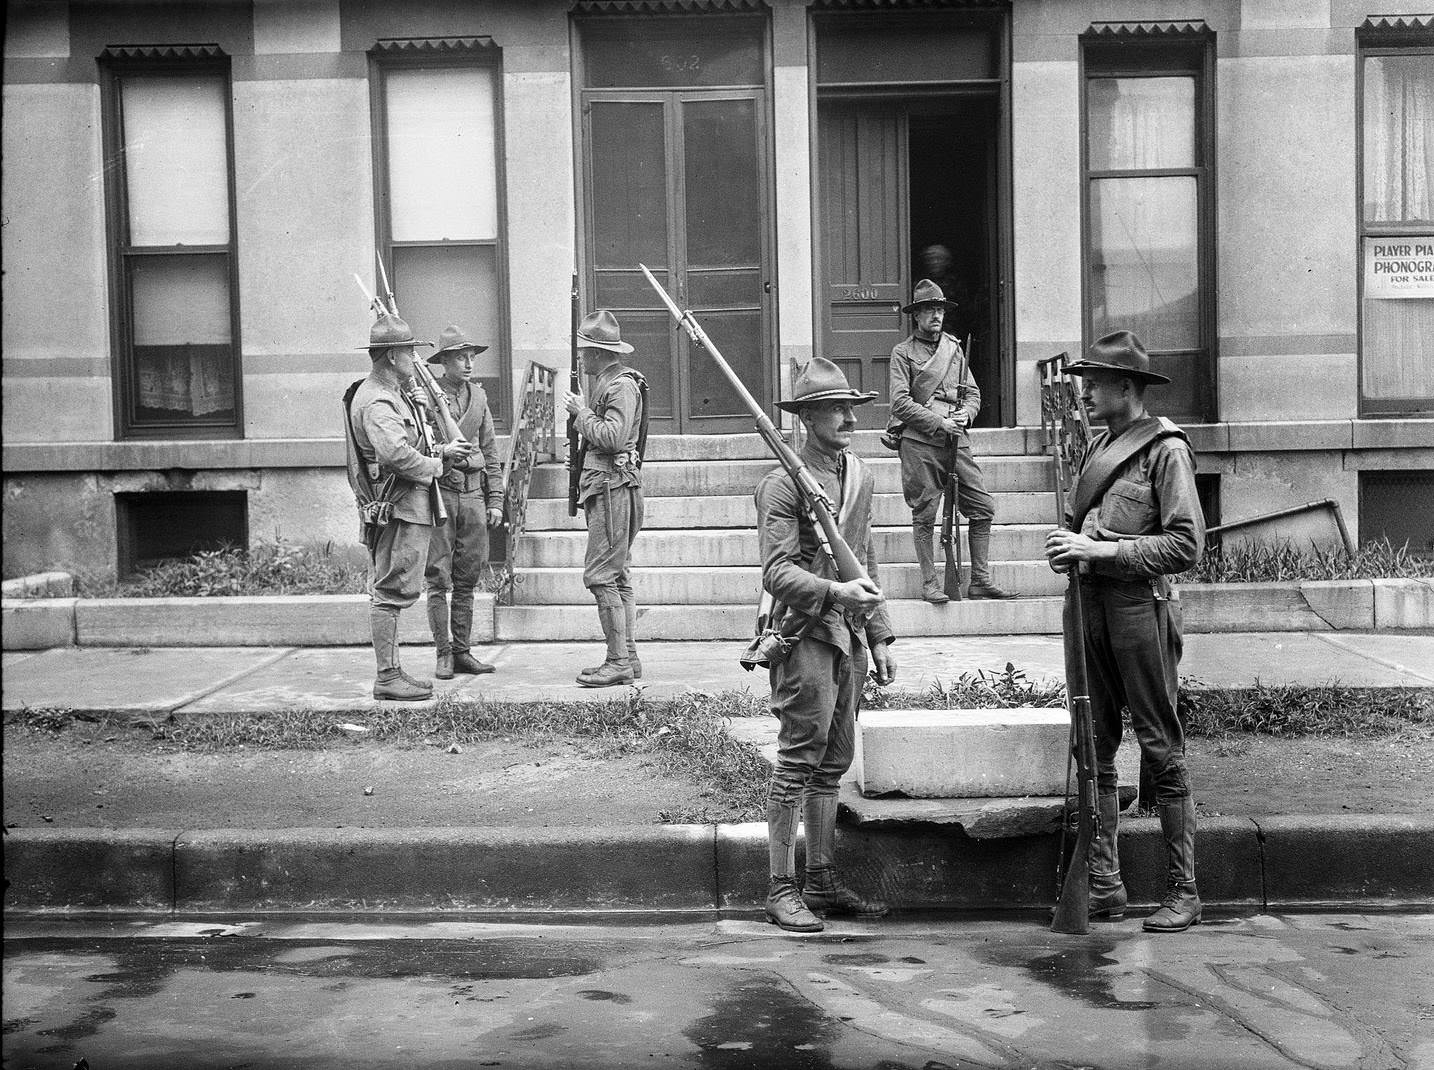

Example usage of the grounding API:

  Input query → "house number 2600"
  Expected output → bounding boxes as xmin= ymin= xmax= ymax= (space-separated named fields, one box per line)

xmin=660 ymin=53 xmax=701 ymax=73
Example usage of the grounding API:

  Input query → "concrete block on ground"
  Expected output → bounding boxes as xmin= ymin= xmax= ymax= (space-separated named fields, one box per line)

xmin=1 ymin=572 xmax=74 ymax=598
xmin=173 ymin=826 xmax=717 ymax=911
xmin=856 ymin=707 xmax=1137 ymax=798
xmin=1181 ymin=583 xmax=1332 ymax=632
xmin=1297 ymin=580 xmax=1374 ymax=630
xmin=1373 ymin=578 xmax=1434 ymax=629
xmin=1258 ymin=814 xmax=1434 ymax=907
xmin=837 ymin=783 xmax=1139 ymax=840
xmin=3 ymin=828 xmax=177 ymax=910
xmin=2 ymin=598 xmax=76 ymax=649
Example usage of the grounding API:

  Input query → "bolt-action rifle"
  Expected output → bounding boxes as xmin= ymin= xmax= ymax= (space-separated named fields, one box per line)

xmin=566 ymin=273 xmax=582 ymax=517
xmin=1040 ymin=351 xmax=1098 ymax=935
xmin=938 ymin=335 xmax=973 ymax=601
xmin=638 ymin=262 xmax=877 ymax=607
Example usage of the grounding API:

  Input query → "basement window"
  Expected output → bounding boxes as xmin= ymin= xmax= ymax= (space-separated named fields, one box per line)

xmin=1360 ymin=471 xmax=1434 ymax=558
xmin=116 ymin=490 xmax=248 ymax=577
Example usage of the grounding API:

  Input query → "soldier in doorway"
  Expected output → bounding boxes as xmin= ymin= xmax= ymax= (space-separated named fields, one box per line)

xmin=1044 ymin=330 xmax=1206 ymax=933
xmin=423 ymin=325 xmax=506 ymax=680
xmin=346 ymin=310 xmax=473 ymax=701
xmin=888 ymin=278 xmax=1015 ymax=603
xmin=756 ymin=357 xmax=897 ymax=933
xmin=562 ymin=310 xmax=649 ymax=688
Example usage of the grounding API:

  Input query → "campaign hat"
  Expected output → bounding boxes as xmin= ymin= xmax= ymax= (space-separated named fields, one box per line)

xmin=357 ymin=310 xmax=432 ymax=352
xmin=775 ymin=356 xmax=880 ymax=413
xmin=900 ymin=278 xmax=959 ymax=314
xmin=1065 ymin=330 xmax=1171 ymax=385
xmin=427 ymin=324 xmax=490 ymax=363
xmin=575 ymin=309 xmax=634 ymax=354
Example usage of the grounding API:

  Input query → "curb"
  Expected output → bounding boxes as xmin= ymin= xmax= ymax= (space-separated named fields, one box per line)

xmin=5 ymin=815 xmax=1431 ymax=914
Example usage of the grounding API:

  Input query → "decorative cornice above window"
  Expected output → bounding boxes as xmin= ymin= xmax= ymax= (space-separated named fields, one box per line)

xmin=811 ymin=0 xmax=1006 ymax=8
xmin=370 ymin=37 xmax=498 ymax=55
xmin=99 ymin=44 xmax=227 ymax=62
xmin=1083 ymin=20 xmax=1212 ymax=40
xmin=1358 ymin=14 xmax=1434 ymax=35
xmin=572 ymin=0 xmax=766 ymax=15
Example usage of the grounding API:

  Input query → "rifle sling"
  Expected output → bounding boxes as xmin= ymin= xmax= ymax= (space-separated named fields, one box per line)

xmin=1066 ymin=416 xmax=1184 ymax=531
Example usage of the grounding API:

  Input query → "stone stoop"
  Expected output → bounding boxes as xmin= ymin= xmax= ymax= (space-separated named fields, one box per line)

xmin=506 ymin=429 xmax=1060 ymax=641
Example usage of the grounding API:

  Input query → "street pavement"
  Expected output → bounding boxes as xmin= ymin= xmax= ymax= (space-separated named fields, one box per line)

xmin=4 ymin=631 xmax=1433 ymax=716
xmin=4 ymin=910 xmax=1432 ymax=1069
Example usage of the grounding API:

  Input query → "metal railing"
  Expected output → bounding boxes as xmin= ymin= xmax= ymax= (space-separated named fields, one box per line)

xmin=498 ymin=361 xmax=559 ymax=605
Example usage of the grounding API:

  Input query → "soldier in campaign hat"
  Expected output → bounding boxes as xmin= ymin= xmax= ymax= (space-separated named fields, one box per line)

xmin=887 ymin=279 xmax=1015 ymax=603
xmin=1045 ymin=329 xmax=1206 ymax=933
xmin=562 ymin=310 xmax=650 ymax=688
xmin=422 ymin=325 xmax=506 ymax=680
xmin=757 ymin=356 xmax=896 ymax=932
xmin=345 ymin=309 xmax=473 ymax=701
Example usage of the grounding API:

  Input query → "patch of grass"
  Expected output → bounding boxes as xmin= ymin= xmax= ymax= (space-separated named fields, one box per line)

xmin=865 ymin=662 xmax=1067 ymax=711
xmin=1181 ymin=536 xmax=1433 ymax=584
xmin=1179 ymin=683 xmax=1434 ymax=739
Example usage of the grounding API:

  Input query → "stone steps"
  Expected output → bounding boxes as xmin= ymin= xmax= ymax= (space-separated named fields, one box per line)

xmin=638 ymin=428 xmax=1050 ymax=461
xmin=514 ymin=524 xmax=1053 ymax=569
xmin=506 ymin=561 xmax=1062 ymax=605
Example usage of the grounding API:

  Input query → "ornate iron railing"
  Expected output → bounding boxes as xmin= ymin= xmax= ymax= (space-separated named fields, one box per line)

xmin=1037 ymin=351 xmax=1092 ymax=500
xmin=498 ymin=360 xmax=559 ymax=605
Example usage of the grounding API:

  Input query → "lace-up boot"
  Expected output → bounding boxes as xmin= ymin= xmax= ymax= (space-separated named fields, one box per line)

xmin=766 ymin=877 xmax=823 ymax=932
xmin=802 ymin=866 xmax=888 ymax=918
xmin=1144 ymin=798 xmax=1201 ymax=932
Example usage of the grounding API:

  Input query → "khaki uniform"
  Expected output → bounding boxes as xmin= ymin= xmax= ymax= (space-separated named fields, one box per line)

xmin=756 ymin=445 xmax=893 ymax=879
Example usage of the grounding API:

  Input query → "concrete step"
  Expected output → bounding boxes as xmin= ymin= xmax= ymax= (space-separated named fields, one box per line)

xmin=856 ymin=708 xmax=1138 ymax=798
xmin=527 ymin=454 xmax=1054 ymax=499
xmin=507 ymin=561 xmax=1061 ymax=605
xmin=495 ymin=596 xmax=1062 ymax=641
xmin=522 ymin=490 xmax=1058 ymax=530
xmin=638 ymin=427 xmax=1050 ymax=462
xmin=514 ymin=524 xmax=1053 ymax=569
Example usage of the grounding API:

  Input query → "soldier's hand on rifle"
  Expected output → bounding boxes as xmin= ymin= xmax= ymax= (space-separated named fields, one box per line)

xmin=870 ymin=641 xmax=897 ymax=687
xmin=830 ymin=576 xmax=883 ymax=613
xmin=440 ymin=439 xmax=474 ymax=465
xmin=563 ymin=390 xmax=585 ymax=416
xmin=1045 ymin=527 xmax=1117 ymax=571
xmin=942 ymin=415 xmax=965 ymax=436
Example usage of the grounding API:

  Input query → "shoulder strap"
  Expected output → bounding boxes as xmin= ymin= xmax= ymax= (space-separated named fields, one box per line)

xmin=911 ymin=335 xmax=962 ymax=406
xmin=614 ymin=368 xmax=651 ymax=465
xmin=1068 ymin=416 xmax=1188 ymax=529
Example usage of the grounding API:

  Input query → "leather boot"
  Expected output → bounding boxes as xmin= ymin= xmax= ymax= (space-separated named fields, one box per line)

xmin=966 ymin=518 xmax=1015 ymax=599
xmin=621 ymin=585 xmax=642 ymax=679
xmin=371 ymin=607 xmax=431 ymax=701
xmin=448 ymin=588 xmax=495 ymax=674
xmin=767 ymin=877 xmax=823 ymax=932
xmin=427 ymin=594 xmax=453 ymax=680
xmin=800 ymin=793 xmax=889 ymax=917
xmin=1090 ymin=793 xmax=1128 ymax=918
xmin=1144 ymin=797 xmax=1202 ymax=932
xmin=452 ymin=650 xmax=496 ymax=675
xmin=912 ymin=522 xmax=948 ymax=603
xmin=765 ymin=795 xmax=821 ymax=931
xmin=577 ymin=589 xmax=632 ymax=687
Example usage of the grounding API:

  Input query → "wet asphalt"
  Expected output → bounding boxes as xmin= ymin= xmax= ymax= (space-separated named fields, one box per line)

xmin=3 ymin=910 xmax=1431 ymax=1070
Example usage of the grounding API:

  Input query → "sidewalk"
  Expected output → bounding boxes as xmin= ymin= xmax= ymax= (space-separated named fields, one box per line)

xmin=4 ymin=632 xmax=1432 ymax=915
xmin=4 ymin=631 xmax=1433 ymax=717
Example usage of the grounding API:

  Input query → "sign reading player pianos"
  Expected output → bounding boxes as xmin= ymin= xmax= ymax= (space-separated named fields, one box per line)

xmin=1365 ymin=237 xmax=1434 ymax=299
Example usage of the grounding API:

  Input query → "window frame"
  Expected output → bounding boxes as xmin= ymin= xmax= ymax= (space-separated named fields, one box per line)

xmin=368 ymin=38 xmax=512 ymax=430
xmin=99 ymin=46 xmax=243 ymax=440
xmin=1355 ymin=22 xmax=1434 ymax=417
xmin=1078 ymin=28 xmax=1217 ymax=424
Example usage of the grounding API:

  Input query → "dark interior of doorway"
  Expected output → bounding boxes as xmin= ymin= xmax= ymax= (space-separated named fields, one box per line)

xmin=908 ymin=101 xmax=1000 ymax=428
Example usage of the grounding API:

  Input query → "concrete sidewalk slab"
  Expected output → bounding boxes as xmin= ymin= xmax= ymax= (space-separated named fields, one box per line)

xmin=1308 ymin=632 xmax=1434 ymax=685
xmin=1 ymin=647 xmax=292 ymax=716
xmin=1179 ymin=632 xmax=1434 ymax=688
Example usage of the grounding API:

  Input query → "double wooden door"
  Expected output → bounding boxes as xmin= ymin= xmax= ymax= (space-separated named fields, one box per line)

xmin=583 ymin=90 xmax=772 ymax=433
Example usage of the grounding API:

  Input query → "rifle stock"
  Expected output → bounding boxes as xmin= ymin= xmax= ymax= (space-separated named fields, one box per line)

xmin=566 ymin=273 xmax=581 ymax=517
xmin=941 ymin=470 xmax=964 ymax=600
xmin=1041 ymin=351 xmax=1098 ymax=936
xmin=638 ymin=263 xmax=871 ymax=590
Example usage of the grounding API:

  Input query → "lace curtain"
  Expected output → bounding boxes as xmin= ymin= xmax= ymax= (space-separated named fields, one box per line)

xmin=1364 ymin=54 xmax=1434 ymax=224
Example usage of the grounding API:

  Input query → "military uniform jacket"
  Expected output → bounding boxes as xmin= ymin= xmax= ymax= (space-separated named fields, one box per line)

xmin=888 ymin=332 xmax=981 ymax=447
xmin=350 ymin=374 xmax=442 ymax=525
xmin=1072 ymin=417 xmax=1206 ymax=588
xmin=434 ymin=379 xmax=504 ymax=511
xmin=755 ymin=446 xmax=895 ymax=657
xmin=576 ymin=363 xmax=644 ymax=505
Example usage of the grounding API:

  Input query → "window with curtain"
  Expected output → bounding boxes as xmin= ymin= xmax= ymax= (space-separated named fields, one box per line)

xmin=374 ymin=45 xmax=507 ymax=420
xmin=104 ymin=56 xmax=240 ymax=435
xmin=1359 ymin=44 xmax=1434 ymax=412
xmin=1082 ymin=30 xmax=1214 ymax=423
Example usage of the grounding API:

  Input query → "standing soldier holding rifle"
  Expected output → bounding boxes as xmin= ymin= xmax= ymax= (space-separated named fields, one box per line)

xmin=421 ymin=325 xmax=506 ymax=680
xmin=346 ymin=297 xmax=473 ymax=701
xmin=1044 ymin=330 xmax=1206 ymax=933
xmin=562 ymin=309 xmax=649 ymax=688
xmin=888 ymin=279 xmax=1014 ymax=603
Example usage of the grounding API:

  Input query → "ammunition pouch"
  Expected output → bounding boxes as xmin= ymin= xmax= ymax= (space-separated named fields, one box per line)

xmin=359 ymin=499 xmax=394 ymax=529
xmin=739 ymin=629 xmax=797 ymax=672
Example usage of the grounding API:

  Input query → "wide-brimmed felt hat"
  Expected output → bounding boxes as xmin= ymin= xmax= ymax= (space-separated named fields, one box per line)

xmin=1065 ymin=330 xmax=1170 ymax=385
xmin=427 ymin=324 xmax=490 ymax=363
xmin=901 ymin=278 xmax=959 ymax=314
xmin=356 ymin=310 xmax=432 ymax=352
xmin=776 ymin=356 xmax=880 ymax=413
xmin=576 ymin=309 xmax=634 ymax=354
